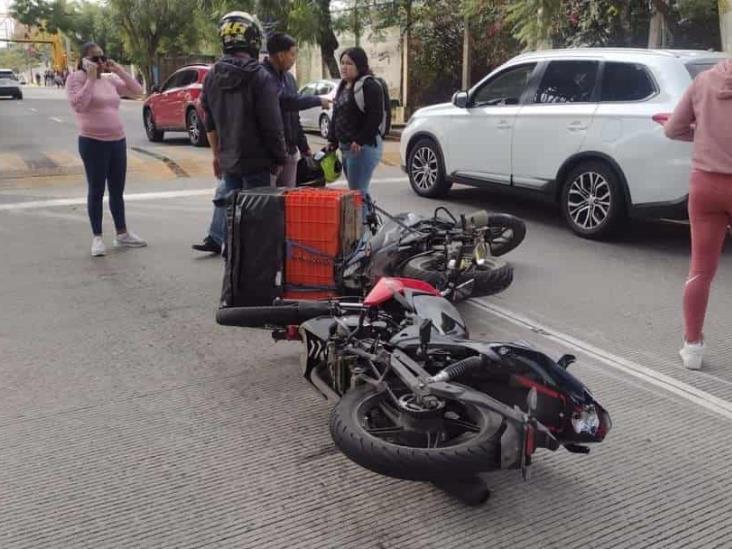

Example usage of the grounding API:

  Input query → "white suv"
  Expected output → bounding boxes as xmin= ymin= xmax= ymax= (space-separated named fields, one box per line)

xmin=400 ymin=48 xmax=728 ymax=238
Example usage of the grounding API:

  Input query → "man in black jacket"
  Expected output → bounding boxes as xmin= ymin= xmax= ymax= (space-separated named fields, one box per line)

xmin=263 ymin=32 xmax=332 ymax=187
xmin=192 ymin=11 xmax=287 ymax=254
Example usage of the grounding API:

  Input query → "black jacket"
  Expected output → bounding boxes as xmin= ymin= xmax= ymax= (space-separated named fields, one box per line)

xmin=328 ymin=77 xmax=383 ymax=147
xmin=201 ymin=55 xmax=287 ymax=176
xmin=262 ymin=59 xmax=321 ymax=155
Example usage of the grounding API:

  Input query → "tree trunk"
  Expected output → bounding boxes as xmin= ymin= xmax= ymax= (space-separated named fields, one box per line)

xmin=317 ymin=0 xmax=339 ymax=78
xmin=648 ymin=0 xmax=680 ymax=47
xmin=721 ymin=0 xmax=732 ymax=53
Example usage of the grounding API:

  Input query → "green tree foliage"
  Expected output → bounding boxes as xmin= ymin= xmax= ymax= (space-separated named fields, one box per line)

xmin=108 ymin=0 xmax=200 ymax=86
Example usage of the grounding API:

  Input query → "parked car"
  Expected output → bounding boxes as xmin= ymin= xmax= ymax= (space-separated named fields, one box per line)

xmin=400 ymin=48 xmax=728 ymax=239
xmin=298 ymin=79 xmax=338 ymax=138
xmin=143 ymin=64 xmax=210 ymax=147
xmin=0 ymin=69 xmax=22 ymax=100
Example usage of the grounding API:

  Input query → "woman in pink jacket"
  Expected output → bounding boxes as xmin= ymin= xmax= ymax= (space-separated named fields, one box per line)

xmin=665 ymin=59 xmax=732 ymax=370
xmin=67 ymin=42 xmax=146 ymax=257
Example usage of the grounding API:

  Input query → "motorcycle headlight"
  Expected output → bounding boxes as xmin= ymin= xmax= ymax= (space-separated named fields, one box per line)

xmin=571 ymin=404 xmax=600 ymax=436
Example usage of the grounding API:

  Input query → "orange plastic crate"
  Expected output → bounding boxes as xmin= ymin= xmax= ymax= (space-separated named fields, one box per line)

xmin=286 ymin=245 xmax=336 ymax=288
xmin=285 ymin=188 xmax=353 ymax=256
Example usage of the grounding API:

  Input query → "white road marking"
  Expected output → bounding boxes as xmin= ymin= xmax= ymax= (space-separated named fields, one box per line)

xmin=469 ymin=298 xmax=732 ymax=422
xmin=28 ymin=108 xmax=38 ymax=112
xmin=0 ymin=190 xmax=212 ymax=211
xmin=49 ymin=117 xmax=63 ymax=123
xmin=0 ymin=178 xmax=407 ymax=211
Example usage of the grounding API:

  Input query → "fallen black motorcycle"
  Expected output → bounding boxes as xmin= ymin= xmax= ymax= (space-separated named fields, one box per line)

xmin=341 ymin=205 xmax=527 ymax=300
xmin=216 ymin=277 xmax=611 ymax=505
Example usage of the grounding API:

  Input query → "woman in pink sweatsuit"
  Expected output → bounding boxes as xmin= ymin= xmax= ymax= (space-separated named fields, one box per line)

xmin=665 ymin=59 xmax=732 ymax=370
xmin=67 ymin=42 xmax=146 ymax=257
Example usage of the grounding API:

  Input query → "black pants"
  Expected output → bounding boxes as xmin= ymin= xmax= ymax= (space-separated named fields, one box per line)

xmin=78 ymin=136 xmax=127 ymax=236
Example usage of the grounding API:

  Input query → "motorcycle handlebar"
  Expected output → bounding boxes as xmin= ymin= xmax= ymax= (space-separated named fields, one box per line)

xmin=216 ymin=301 xmax=333 ymax=328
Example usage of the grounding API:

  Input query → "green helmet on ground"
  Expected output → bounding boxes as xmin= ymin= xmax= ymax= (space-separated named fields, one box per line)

xmin=315 ymin=149 xmax=342 ymax=183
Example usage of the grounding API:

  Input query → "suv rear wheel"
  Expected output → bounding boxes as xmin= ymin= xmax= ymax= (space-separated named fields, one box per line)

xmin=561 ymin=160 xmax=625 ymax=239
xmin=407 ymin=137 xmax=452 ymax=198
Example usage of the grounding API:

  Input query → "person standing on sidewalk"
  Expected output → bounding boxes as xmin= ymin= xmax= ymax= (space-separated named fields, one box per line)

xmin=192 ymin=11 xmax=286 ymax=255
xmin=327 ymin=47 xmax=384 ymax=213
xmin=665 ymin=59 xmax=732 ymax=370
xmin=66 ymin=42 xmax=147 ymax=257
xmin=262 ymin=32 xmax=332 ymax=187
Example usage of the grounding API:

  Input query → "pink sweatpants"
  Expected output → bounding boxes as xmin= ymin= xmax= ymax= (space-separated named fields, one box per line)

xmin=684 ymin=170 xmax=732 ymax=342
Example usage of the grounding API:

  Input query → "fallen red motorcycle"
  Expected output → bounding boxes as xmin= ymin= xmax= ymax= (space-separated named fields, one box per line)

xmin=216 ymin=277 xmax=611 ymax=505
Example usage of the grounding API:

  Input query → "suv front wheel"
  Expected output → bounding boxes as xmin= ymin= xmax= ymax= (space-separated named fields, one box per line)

xmin=407 ymin=138 xmax=452 ymax=198
xmin=561 ymin=160 xmax=625 ymax=239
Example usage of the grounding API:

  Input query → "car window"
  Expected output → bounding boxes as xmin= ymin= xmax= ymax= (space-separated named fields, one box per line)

xmin=0 ymin=70 xmax=16 ymax=80
xmin=161 ymin=73 xmax=181 ymax=92
xmin=316 ymin=83 xmax=331 ymax=95
xmin=472 ymin=63 xmax=536 ymax=107
xmin=686 ymin=63 xmax=717 ymax=79
xmin=178 ymin=70 xmax=198 ymax=87
xmin=300 ymin=84 xmax=317 ymax=96
xmin=534 ymin=60 xmax=599 ymax=104
xmin=600 ymin=62 xmax=656 ymax=102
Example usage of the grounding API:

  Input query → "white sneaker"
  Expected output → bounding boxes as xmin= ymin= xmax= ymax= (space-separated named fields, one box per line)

xmin=113 ymin=231 xmax=147 ymax=248
xmin=91 ymin=236 xmax=106 ymax=257
xmin=679 ymin=340 xmax=704 ymax=370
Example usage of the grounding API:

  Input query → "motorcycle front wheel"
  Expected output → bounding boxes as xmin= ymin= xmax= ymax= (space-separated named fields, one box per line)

xmin=330 ymin=384 xmax=504 ymax=482
xmin=400 ymin=252 xmax=513 ymax=298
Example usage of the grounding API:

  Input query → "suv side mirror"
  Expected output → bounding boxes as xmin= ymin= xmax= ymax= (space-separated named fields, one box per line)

xmin=150 ymin=85 xmax=160 ymax=94
xmin=452 ymin=91 xmax=469 ymax=109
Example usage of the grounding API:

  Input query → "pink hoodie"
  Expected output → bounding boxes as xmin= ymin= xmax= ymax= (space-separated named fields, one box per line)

xmin=665 ymin=59 xmax=732 ymax=174
xmin=66 ymin=69 xmax=143 ymax=141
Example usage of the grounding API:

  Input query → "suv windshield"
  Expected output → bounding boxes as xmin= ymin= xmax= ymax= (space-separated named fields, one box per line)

xmin=686 ymin=63 xmax=717 ymax=79
xmin=0 ymin=71 xmax=17 ymax=80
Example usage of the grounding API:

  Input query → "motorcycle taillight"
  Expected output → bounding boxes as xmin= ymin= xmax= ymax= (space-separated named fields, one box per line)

xmin=286 ymin=325 xmax=301 ymax=341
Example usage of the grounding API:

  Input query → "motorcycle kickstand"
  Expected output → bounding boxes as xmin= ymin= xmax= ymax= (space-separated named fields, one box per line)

xmin=431 ymin=477 xmax=491 ymax=506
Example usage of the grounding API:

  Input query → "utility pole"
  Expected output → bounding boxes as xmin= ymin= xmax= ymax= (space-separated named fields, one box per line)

xmin=461 ymin=14 xmax=471 ymax=90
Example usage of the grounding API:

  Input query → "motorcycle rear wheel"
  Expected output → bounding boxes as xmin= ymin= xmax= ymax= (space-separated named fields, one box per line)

xmin=401 ymin=253 xmax=513 ymax=297
xmin=330 ymin=384 xmax=504 ymax=482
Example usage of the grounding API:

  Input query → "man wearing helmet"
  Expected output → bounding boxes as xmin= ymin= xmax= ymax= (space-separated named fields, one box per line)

xmin=193 ymin=11 xmax=287 ymax=255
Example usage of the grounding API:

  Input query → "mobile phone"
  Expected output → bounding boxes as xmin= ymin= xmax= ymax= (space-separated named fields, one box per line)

xmin=81 ymin=58 xmax=96 ymax=72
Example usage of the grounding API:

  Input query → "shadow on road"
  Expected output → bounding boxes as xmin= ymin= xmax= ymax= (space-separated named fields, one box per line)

xmin=443 ymin=186 xmax=697 ymax=257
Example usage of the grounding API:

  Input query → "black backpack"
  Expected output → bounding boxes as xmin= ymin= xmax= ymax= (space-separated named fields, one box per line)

xmin=353 ymin=75 xmax=392 ymax=138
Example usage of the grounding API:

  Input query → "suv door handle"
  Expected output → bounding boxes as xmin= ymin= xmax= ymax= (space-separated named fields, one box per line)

xmin=497 ymin=120 xmax=512 ymax=130
xmin=567 ymin=121 xmax=588 ymax=131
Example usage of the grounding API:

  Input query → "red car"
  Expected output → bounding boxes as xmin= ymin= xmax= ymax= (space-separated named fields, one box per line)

xmin=143 ymin=64 xmax=210 ymax=147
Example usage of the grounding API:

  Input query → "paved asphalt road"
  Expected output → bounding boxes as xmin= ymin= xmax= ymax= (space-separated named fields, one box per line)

xmin=2 ymin=87 xmax=732 ymax=548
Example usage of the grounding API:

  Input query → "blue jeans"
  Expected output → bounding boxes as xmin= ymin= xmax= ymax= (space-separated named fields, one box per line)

xmin=78 ymin=136 xmax=127 ymax=235
xmin=208 ymin=171 xmax=271 ymax=246
xmin=340 ymin=137 xmax=383 ymax=216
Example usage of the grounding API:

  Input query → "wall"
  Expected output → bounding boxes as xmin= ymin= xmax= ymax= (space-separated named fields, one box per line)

xmin=296 ymin=26 xmax=402 ymax=102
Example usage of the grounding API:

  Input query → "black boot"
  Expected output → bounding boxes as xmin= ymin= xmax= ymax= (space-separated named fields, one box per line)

xmin=192 ymin=236 xmax=222 ymax=254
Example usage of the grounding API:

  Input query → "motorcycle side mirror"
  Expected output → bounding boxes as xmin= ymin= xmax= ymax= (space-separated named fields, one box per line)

xmin=557 ymin=354 xmax=576 ymax=370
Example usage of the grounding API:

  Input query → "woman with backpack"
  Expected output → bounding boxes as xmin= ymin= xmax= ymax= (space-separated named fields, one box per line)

xmin=327 ymin=47 xmax=385 ymax=214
